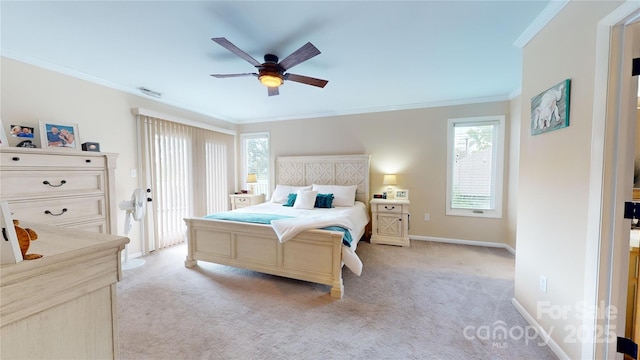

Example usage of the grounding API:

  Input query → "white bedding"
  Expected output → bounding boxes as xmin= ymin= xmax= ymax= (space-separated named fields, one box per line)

xmin=232 ymin=201 xmax=369 ymax=275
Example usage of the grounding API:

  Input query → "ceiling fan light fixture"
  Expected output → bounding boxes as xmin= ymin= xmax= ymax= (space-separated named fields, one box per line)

xmin=259 ymin=73 xmax=283 ymax=87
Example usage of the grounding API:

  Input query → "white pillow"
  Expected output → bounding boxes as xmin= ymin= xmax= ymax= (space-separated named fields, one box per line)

xmin=293 ymin=190 xmax=318 ymax=209
xmin=271 ymin=185 xmax=312 ymax=203
xmin=311 ymin=184 xmax=358 ymax=207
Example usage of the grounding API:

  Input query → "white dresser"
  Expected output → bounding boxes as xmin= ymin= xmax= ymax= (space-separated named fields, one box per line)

xmin=0 ymin=222 xmax=129 ymax=359
xmin=0 ymin=147 xmax=118 ymax=234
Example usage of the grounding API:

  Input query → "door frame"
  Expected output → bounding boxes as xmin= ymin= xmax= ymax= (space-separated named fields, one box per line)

xmin=587 ymin=2 xmax=640 ymax=358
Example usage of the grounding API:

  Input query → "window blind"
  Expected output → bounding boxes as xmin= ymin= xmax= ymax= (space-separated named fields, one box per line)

xmin=139 ymin=115 xmax=234 ymax=250
xmin=451 ymin=122 xmax=498 ymax=210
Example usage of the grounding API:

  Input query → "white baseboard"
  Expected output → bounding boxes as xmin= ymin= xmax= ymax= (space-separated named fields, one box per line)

xmin=511 ymin=298 xmax=570 ymax=360
xmin=410 ymin=235 xmax=516 ymax=255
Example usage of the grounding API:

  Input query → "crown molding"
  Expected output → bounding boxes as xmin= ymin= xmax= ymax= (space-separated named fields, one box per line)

xmin=513 ymin=0 xmax=569 ymax=48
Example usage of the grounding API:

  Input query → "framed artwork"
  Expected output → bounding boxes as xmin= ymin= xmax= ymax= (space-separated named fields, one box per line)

xmin=395 ymin=189 xmax=409 ymax=200
xmin=39 ymin=120 xmax=79 ymax=149
xmin=530 ymin=79 xmax=571 ymax=135
xmin=0 ymin=118 xmax=7 ymax=146
xmin=10 ymin=124 xmax=35 ymax=139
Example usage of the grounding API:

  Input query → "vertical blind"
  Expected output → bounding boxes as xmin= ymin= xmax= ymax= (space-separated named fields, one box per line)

xmin=451 ymin=121 xmax=498 ymax=210
xmin=138 ymin=115 xmax=234 ymax=250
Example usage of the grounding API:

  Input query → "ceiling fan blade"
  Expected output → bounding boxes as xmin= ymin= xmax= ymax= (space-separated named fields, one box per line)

xmin=212 ymin=37 xmax=261 ymax=67
xmin=210 ymin=73 xmax=257 ymax=78
xmin=278 ymin=42 xmax=321 ymax=71
xmin=268 ymin=87 xmax=279 ymax=96
xmin=284 ymin=73 xmax=328 ymax=88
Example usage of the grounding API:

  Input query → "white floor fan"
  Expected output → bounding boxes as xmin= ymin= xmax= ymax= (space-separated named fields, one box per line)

xmin=119 ymin=188 xmax=146 ymax=270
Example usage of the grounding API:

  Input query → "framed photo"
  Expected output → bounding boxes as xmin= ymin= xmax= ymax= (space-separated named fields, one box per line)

xmin=39 ymin=120 xmax=79 ymax=149
xmin=0 ymin=201 xmax=23 ymax=264
xmin=395 ymin=189 xmax=409 ymax=200
xmin=0 ymin=118 xmax=8 ymax=146
xmin=531 ymin=78 xmax=571 ymax=135
xmin=9 ymin=124 xmax=35 ymax=139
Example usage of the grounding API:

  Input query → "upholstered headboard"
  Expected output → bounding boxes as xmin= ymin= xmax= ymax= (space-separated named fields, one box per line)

xmin=275 ymin=154 xmax=371 ymax=206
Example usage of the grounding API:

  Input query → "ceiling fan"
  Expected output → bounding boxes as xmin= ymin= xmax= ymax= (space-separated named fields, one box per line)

xmin=210 ymin=37 xmax=328 ymax=96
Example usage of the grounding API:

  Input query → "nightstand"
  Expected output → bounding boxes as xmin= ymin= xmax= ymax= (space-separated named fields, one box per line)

xmin=229 ymin=193 xmax=265 ymax=210
xmin=370 ymin=198 xmax=410 ymax=247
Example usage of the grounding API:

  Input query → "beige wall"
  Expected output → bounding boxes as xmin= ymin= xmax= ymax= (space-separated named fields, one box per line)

xmin=515 ymin=1 xmax=624 ymax=358
xmin=2 ymin=56 xmax=515 ymax=251
xmin=1 ymin=57 xmax=236 ymax=257
xmin=239 ymin=100 xmax=512 ymax=244
xmin=507 ymin=95 xmax=521 ymax=250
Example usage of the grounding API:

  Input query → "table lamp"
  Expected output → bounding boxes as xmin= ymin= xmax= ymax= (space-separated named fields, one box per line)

xmin=246 ymin=173 xmax=257 ymax=194
xmin=383 ymin=174 xmax=397 ymax=199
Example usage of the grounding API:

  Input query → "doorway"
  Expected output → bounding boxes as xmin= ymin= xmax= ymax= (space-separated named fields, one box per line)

xmin=590 ymin=8 xmax=640 ymax=359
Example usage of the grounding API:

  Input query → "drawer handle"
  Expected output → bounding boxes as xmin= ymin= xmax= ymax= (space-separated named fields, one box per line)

xmin=12 ymin=157 xmax=20 ymax=161
xmin=384 ymin=206 xmax=395 ymax=210
xmin=44 ymin=208 xmax=68 ymax=216
xmin=85 ymin=159 xmax=91 ymax=163
xmin=43 ymin=180 xmax=67 ymax=187
xmin=239 ymin=198 xmax=246 ymax=202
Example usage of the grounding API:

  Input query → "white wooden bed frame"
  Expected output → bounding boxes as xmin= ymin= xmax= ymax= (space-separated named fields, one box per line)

xmin=184 ymin=154 xmax=371 ymax=298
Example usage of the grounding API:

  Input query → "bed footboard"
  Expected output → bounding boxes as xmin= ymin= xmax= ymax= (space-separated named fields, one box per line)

xmin=184 ymin=217 xmax=345 ymax=298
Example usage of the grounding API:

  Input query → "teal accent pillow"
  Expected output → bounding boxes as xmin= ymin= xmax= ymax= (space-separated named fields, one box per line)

xmin=315 ymin=193 xmax=334 ymax=208
xmin=283 ymin=193 xmax=297 ymax=207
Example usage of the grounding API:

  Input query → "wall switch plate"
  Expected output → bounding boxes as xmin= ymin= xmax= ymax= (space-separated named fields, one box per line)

xmin=130 ymin=169 xmax=137 ymax=178
xmin=540 ymin=275 xmax=547 ymax=293
xmin=424 ymin=213 xmax=430 ymax=221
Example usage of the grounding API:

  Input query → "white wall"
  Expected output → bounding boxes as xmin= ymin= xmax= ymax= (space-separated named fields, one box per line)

xmin=1 ymin=57 xmax=236 ymax=257
xmin=514 ymin=1 xmax=624 ymax=358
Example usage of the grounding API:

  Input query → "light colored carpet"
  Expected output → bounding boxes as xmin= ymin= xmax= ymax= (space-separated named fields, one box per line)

xmin=117 ymin=240 xmax=557 ymax=359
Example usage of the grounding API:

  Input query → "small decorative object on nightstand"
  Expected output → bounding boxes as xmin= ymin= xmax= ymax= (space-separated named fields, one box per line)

xmin=370 ymin=198 xmax=410 ymax=247
xmin=229 ymin=193 xmax=265 ymax=210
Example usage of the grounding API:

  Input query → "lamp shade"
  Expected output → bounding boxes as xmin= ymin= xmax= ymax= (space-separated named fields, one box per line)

xmin=383 ymin=174 xmax=397 ymax=185
xmin=259 ymin=74 xmax=283 ymax=87
xmin=246 ymin=173 xmax=258 ymax=183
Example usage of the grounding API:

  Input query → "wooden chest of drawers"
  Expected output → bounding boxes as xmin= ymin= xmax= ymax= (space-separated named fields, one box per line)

xmin=0 ymin=222 xmax=129 ymax=359
xmin=0 ymin=147 xmax=118 ymax=234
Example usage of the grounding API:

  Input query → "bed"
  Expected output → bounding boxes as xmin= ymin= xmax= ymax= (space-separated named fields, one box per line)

xmin=184 ymin=154 xmax=371 ymax=298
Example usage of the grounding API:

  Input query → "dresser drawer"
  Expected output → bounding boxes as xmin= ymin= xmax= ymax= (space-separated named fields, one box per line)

xmin=377 ymin=204 xmax=402 ymax=214
xmin=8 ymin=196 xmax=106 ymax=226
xmin=65 ymin=220 xmax=108 ymax=234
xmin=233 ymin=197 xmax=252 ymax=206
xmin=1 ymin=152 xmax=105 ymax=169
xmin=0 ymin=171 xmax=105 ymax=200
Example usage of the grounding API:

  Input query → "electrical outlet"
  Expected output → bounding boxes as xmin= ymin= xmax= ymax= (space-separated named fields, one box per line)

xmin=539 ymin=275 xmax=547 ymax=293
xmin=424 ymin=213 xmax=430 ymax=221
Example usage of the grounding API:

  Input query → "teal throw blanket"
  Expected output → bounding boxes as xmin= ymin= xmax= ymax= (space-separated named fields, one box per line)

xmin=204 ymin=212 xmax=353 ymax=247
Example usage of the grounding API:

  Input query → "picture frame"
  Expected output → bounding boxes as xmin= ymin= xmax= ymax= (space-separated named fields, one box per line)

xmin=0 ymin=201 xmax=23 ymax=264
xmin=530 ymin=78 xmax=571 ymax=135
xmin=0 ymin=118 xmax=8 ymax=146
xmin=39 ymin=120 xmax=80 ymax=149
xmin=395 ymin=189 xmax=409 ymax=200
xmin=9 ymin=124 xmax=35 ymax=139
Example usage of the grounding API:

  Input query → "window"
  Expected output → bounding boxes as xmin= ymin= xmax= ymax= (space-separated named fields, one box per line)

xmin=241 ymin=132 xmax=270 ymax=198
xmin=446 ymin=115 xmax=505 ymax=218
